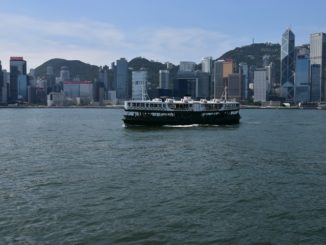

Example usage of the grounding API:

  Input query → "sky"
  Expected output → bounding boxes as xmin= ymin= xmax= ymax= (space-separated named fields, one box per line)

xmin=1 ymin=0 xmax=326 ymax=70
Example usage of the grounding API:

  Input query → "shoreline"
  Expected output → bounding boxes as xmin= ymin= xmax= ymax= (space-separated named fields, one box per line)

xmin=0 ymin=105 xmax=321 ymax=110
xmin=0 ymin=105 xmax=124 ymax=109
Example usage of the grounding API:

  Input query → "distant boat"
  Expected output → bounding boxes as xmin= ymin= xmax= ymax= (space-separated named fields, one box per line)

xmin=317 ymin=102 xmax=326 ymax=110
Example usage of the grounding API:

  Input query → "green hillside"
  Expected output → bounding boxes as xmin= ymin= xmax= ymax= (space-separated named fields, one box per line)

xmin=34 ymin=58 xmax=99 ymax=81
xmin=34 ymin=42 xmax=281 ymax=86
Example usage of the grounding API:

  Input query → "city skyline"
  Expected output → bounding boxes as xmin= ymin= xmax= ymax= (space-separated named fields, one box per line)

xmin=1 ymin=0 xmax=326 ymax=70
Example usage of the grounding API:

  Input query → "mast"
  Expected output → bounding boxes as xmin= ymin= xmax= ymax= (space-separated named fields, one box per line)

xmin=224 ymin=86 xmax=228 ymax=101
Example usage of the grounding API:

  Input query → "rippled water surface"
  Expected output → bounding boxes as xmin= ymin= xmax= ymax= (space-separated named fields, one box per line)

xmin=0 ymin=108 xmax=326 ymax=244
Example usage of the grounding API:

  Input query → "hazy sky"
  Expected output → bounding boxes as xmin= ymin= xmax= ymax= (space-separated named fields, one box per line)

xmin=1 ymin=0 xmax=326 ymax=70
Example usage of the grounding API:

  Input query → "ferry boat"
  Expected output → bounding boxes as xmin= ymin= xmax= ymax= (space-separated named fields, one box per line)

xmin=123 ymin=94 xmax=240 ymax=126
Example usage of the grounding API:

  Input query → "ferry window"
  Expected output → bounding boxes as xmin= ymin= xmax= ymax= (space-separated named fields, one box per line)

xmin=128 ymin=103 xmax=131 ymax=106
xmin=132 ymin=103 xmax=136 ymax=107
xmin=136 ymin=103 xmax=140 ymax=107
xmin=150 ymin=104 xmax=153 ymax=107
xmin=141 ymin=103 xmax=144 ymax=107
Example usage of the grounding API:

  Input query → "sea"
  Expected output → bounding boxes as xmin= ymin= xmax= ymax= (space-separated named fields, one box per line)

xmin=0 ymin=108 xmax=325 ymax=244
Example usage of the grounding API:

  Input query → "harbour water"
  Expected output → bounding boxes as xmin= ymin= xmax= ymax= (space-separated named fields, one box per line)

xmin=0 ymin=108 xmax=325 ymax=244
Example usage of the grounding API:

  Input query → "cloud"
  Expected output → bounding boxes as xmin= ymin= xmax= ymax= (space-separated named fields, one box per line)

xmin=0 ymin=13 xmax=249 ymax=70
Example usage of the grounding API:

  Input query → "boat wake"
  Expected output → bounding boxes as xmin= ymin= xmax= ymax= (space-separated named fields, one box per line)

xmin=163 ymin=124 xmax=220 ymax=128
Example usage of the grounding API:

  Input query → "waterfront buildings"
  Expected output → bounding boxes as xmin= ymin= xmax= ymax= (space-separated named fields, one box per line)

xmin=174 ymin=62 xmax=210 ymax=99
xmin=115 ymin=58 xmax=129 ymax=100
xmin=98 ymin=66 xmax=109 ymax=93
xmin=64 ymin=80 xmax=93 ymax=104
xmin=201 ymin=57 xmax=213 ymax=73
xmin=159 ymin=70 xmax=169 ymax=89
xmin=179 ymin=61 xmax=196 ymax=72
xmin=310 ymin=32 xmax=326 ymax=101
xmin=60 ymin=66 xmax=70 ymax=82
xmin=213 ymin=60 xmax=224 ymax=99
xmin=239 ymin=62 xmax=249 ymax=100
xmin=132 ymin=69 xmax=148 ymax=100
xmin=0 ymin=61 xmax=5 ymax=104
xmin=213 ymin=59 xmax=234 ymax=99
xmin=254 ymin=68 xmax=270 ymax=102
xmin=280 ymin=29 xmax=295 ymax=101
xmin=9 ymin=56 xmax=27 ymax=102
xmin=294 ymin=45 xmax=310 ymax=102
xmin=227 ymin=73 xmax=241 ymax=101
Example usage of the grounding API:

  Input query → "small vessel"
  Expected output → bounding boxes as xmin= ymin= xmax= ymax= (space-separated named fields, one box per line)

xmin=123 ymin=85 xmax=240 ymax=127
xmin=317 ymin=102 xmax=326 ymax=110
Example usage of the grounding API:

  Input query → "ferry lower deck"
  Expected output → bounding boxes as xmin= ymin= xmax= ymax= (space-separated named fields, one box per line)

xmin=123 ymin=110 xmax=240 ymax=126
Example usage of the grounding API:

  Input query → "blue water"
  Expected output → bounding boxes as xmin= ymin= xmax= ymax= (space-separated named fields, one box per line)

xmin=0 ymin=108 xmax=325 ymax=244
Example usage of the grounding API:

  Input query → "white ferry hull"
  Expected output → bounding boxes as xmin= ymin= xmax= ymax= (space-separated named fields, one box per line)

xmin=123 ymin=111 xmax=240 ymax=126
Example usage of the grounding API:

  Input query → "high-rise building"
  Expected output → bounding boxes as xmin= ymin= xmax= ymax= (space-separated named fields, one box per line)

xmin=46 ymin=65 xmax=55 ymax=92
xmin=64 ymin=80 xmax=93 ymax=104
xmin=294 ymin=45 xmax=310 ymax=102
xmin=132 ymin=70 xmax=148 ymax=100
xmin=98 ymin=66 xmax=109 ymax=92
xmin=159 ymin=70 xmax=169 ymax=89
xmin=201 ymin=57 xmax=212 ymax=73
xmin=179 ymin=61 xmax=196 ymax=72
xmin=239 ymin=62 xmax=249 ymax=100
xmin=310 ymin=32 xmax=326 ymax=101
xmin=213 ymin=60 xmax=224 ymax=98
xmin=115 ymin=58 xmax=129 ymax=100
xmin=280 ymin=29 xmax=295 ymax=101
xmin=223 ymin=59 xmax=233 ymax=78
xmin=254 ymin=68 xmax=270 ymax=102
xmin=10 ymin=57 xmax=27 ymax=102
xmin=60 ymin=66 xmax=70 ymax=82
xmin=213 ymin=59 xmax=233 ymax=99
xmin=0 ymin=61 xmax=6 ymax=103
xmin=227 ymin=73 xmax=241 ymax=101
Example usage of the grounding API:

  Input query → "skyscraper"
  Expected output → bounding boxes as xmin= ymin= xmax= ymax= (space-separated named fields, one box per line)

xmin=132 ymin=69 xmax=148 ymax=100
xmin=254 ymin=68 xmax=270 ymax=102
xmin=239 ymin=62 xmax=249 ymax=100
xmin=10 ymin=56 xmax=27 ymax=102
xmin=213 ymin=60 xmax=224 ymax=98
xmin=0 ymin=61 xmax=4 ymax=103
xmin=280 ymin=29 xmax=295 ymax=101
xmin=60 ymin=66 xmax=70 ymax=82
xmin=115 ymin=58 xmax=129 ymax=100
xmin=201 ymin=57 xmax=212 ymax=73
xmin=294 ymin=45 xmax=310 ymax=102
xmin=310 ymin=32 xmax=326 ymax=101
xmin=159 ymin=70 xmax=169 ymax=89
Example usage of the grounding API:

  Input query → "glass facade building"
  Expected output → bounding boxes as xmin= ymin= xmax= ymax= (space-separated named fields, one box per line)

xmin=132 ymin=70 xmax=148 ymax=100
xmin=280 ymin=29 xmax=295 ymax=101
xmin=116 ymin=58 xmax=129 ymax=100
xmin=10 ymin=57 xmax=27 ymax=102
xmin=311 ymin=64 xmax=321 ymax=102
xmin=159 ymin=70 xmax=169 ymax=89
xmin=294 ymin=54 xmax=310 ymax=102
xmin=310 ymin=33 xmax=326 ymax=101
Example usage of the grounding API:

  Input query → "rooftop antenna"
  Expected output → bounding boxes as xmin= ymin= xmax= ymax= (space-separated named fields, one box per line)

xmin=252 ymin=38 xmax=255 ymax=44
